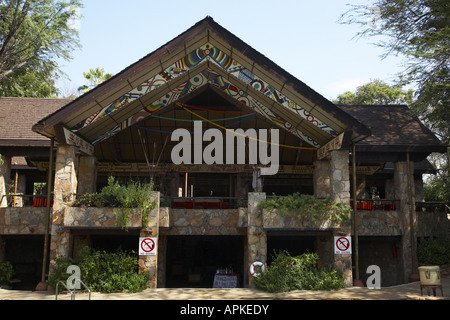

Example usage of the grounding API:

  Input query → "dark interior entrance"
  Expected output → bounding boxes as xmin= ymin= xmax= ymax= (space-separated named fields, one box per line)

xmin=3 ymin=235 xmax=44 ymax=290
xmin=166 ymin=235 xmax=244 ymax=288
xmin=267 ymin=234 xmax=315 ymax=264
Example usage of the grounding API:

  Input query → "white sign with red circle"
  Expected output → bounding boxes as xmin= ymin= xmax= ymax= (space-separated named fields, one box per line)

xmin=139 ymin=237 xmax=157 ymax=256
xmin=334 ymin=236 xmax=352 ymax=255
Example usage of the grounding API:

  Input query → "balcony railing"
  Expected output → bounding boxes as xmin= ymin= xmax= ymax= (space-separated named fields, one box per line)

xmin=0 ymin=194 xmax=53 ymax=208
xmin=350 ymin=199 xmax=399 ymax=211
xmin=161 ymin=196 xmax=247 ymax=210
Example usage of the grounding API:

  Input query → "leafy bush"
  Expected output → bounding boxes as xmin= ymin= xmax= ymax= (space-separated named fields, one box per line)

xmin=47 ymin=247 xmax=149 ymax=293
xmin=417 ymin=235 xmax=450 ymax=265
xmin=0 ymin=260 xmax=14 ymax=285
xmin=257 ymin=193 xmax=351 ymax=223
xmin=78 ymin=247 xmax=148 ymax=293
xmin=72 ymin=176 xmax=155 ymax=229
xmin=47 ymin=255 xmax=75 ymax=289
xmin=253 ymin=251 xmax=345 ymax=293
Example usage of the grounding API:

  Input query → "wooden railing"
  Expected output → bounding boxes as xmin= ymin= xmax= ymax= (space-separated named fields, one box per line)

xmin=161 ymin=196 xmax=247 ymax=209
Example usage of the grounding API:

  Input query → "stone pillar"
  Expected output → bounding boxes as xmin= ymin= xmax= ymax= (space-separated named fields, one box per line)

xmin=247 ymin=192 xmax=266 ymax=288
xmin=313 ymin=159 xmax=330 ymax=198
xmin=77 ymin=156 xmax=97 ymax=195
xmin=0 ymin=155 xmax=11 ymax=208
xmin=49 ymin=145 xmax=79 ymax=270
xmin=394 ymin=160 xmax=417 ymax=282
xmin=139 ymin=191 xmax=160 ymax=288
xmin=329 ymin=150 xmax=350 ymax=204
xmin=329 ymin=150 xmax=352 ymax=286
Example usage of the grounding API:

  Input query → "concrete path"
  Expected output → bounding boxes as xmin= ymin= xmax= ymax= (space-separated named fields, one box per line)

xmin=0 ymin=275 xmax=449 ymax=300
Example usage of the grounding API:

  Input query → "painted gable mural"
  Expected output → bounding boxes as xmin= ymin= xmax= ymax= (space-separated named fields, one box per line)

xmin=74 ymin=44 xmax=336 ymax=147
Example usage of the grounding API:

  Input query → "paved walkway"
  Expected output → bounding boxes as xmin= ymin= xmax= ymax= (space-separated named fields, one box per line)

xmin=0 ymin=275 xmax=449 ymax=300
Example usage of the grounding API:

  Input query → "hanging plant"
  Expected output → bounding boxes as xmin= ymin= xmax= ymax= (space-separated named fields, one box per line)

xmin=257 ymin=193 xmax=351 ymax=224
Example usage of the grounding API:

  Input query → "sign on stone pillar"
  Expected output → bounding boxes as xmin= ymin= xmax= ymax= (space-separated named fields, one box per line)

xmin=139 ymin=191 xmax=160 ymax=288
xmin=328 ymin=149 xmax=353 ymax=286
xmin=247 ymin=192 xmax=267 ymax=288
xmin=49 ymin=145 xmax=79 ymax=271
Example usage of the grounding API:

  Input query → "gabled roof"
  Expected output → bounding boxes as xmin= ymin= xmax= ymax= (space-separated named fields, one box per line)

xmin=32 ymin=16 xmax=370 ymax=150
xmin=337 ymin=104 xmax=446 ymax=154
xmin=0 ymin=97 xmax=72 ymax=147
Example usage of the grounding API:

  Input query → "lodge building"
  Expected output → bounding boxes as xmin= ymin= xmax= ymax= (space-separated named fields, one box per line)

xmin=0 ymin=17 xmax=448 ymax=290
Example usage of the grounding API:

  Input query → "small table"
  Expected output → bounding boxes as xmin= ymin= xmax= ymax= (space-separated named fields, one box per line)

xmin=213 ymin=274 xmax=238 ymax=288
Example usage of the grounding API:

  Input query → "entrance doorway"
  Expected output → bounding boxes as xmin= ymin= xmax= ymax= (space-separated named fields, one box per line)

xmin=3 ymin=235 xmax=44 ymax=290
xmin=267 ymin=234 xmax=315 ymax=264
xmin=165 ymin=235 xmax=244 ymax=288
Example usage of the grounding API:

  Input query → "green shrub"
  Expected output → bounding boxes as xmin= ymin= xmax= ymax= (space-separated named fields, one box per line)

xmin=0 ymin=260 xmax=14 ymax=285
xmin=72 ymin=176 xmax=155 ymax=229
xmin=47 ymin=255 xmax=75 ymax=288
xmin=257 ymin=193 xmax=351 ymax=224
xmin=253 ymin=251 xmax=345 ymax=293
xmin=48 ymin=247 xmax=149 ymax=293
xmin=417 ymin=235 xmax=450 ymax=265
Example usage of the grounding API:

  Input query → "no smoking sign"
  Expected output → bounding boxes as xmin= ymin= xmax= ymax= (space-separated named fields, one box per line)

xmin=334 ymin=236 xmax=352 ymax=255
xmin=139 ymin=237 xmax=157 ymax=256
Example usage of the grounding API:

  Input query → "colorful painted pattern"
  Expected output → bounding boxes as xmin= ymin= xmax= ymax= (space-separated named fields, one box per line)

xmin=84 ymin=44 xmax=334 ymax=145
xmin=93 ymin=70 xmax=319 ymax=147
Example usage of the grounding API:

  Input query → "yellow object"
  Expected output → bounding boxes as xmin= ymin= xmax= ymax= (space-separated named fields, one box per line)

xmin=418 ymin=266 xmax=441 ymax=285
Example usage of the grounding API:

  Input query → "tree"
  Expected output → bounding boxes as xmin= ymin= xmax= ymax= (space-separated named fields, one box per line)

xmin=78 ymin=67 xmax=112 ymax=93
xmin=0 ymin=0 xmax=82 ymax=97
xmin=333 ymin=79 xmax=414 ymax=105
xmin=340 ymin=0 xmax=449 ymax=203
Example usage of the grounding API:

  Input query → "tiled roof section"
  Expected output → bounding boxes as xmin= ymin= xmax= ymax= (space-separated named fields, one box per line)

xmin=337 ymin=104 xmax=445 ymax=152
xmin=0 ymin=97 xmax=71 ymax=146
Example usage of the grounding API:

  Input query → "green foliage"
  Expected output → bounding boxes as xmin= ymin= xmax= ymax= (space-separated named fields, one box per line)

xmin=77 ymin=247 xmax=148 ymax=293
xmin=72 ymin=193 xmax=106 ymax=208
xmin=47 ymin=255 xmax=74 ymax=289
xmin=253 ymin=252 xmax=345 ymax=293
xmin=0 ymin=0 xmax=83 ymax=97
xmin=417 ymin=235 xmax=450 ymax=266
xmin=72 ymin=176 xmax=155 ymax=230
xmin=0 ymin=260 xmax=14 ymax=285
xmin=48 ymin=247 xmax=149 ymax=293
xmin=333 ymin=79 xmax=414 ymax=105
xmin=257 ymin=193 xmax=351 ymax=224
xmin=340 ymin=0 xmax=450 ymax=205
xmin=78 ymin=68 xmax=113 ymax=93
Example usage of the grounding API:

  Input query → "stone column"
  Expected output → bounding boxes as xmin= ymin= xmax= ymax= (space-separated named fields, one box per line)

xmin=139 ymin=191 xmax=160 ymax=288
xmin=247 ymin=192 xmax=266 ymax=288
xmin=77 ymin=156 xmax=97 ymax=195
xmin=394 ymin=160 xmax=417 ymax=282
xmin=49 ymin=145 xmax=79 ymax=270
xmin=329 ymin=150 xmax=350 ymax=204
xmin=0 ymin=155 xmax=11 ymax=208
xmin=313 ymin=159 xmax=330 ymax=198
xmin=329 ymin=150 xmax=352 ymax=286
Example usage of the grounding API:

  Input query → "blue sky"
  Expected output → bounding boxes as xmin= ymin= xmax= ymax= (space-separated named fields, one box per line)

xmin=57 ymin=0 xmax=407 ymax=100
